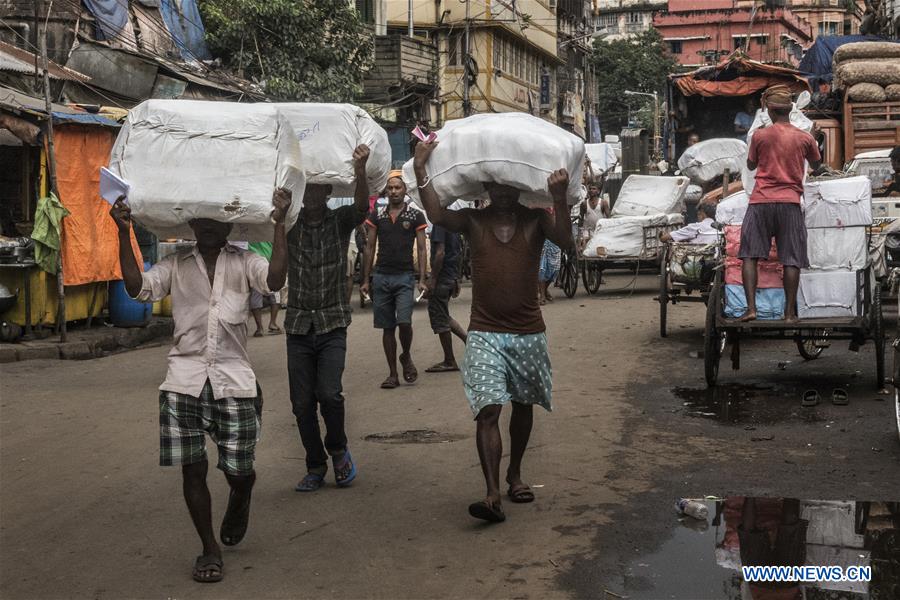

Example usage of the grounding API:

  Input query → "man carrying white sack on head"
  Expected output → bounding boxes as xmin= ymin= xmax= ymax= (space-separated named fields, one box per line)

xmin=413 ymin=140 xmax=575 ymax=525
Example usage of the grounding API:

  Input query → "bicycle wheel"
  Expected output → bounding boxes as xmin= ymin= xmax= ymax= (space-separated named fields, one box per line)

xmin=583 ymin=261 xmax=602 ymax=295
xmin=563 ymin=252 xmax=578 ymax=298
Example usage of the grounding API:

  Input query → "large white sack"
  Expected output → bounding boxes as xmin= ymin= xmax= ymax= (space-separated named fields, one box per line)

xmin=677 ymin=138 xmax=747 ymax=185
xmin=276 ymin=103 xmax=390 ymax=196
xmin=611 ymin=175 xmax=689 ymax=217
xmin=585 ymin=143 xmax=618 ymax=175
xmin=109 ymin=100 xmax=305 ymax=241
xmin=807 ymin=227 xmax=868 ymax=271
xmin=715 ymin=191 xmax=749 ymax=225
xmin=741 ymin=106 xmax=813 ymax=195
xmin=684 ymin=184 xmax=703 ymax=203
xmin=804 ymin=176 xmax=873 ymax=228
xmin=582 ymin=214 xmax=681 ymax=258
xmin=798 ymin=270 xmax=859 ymax=319
xmin=402 ymin=113 xmax=586 ymax=207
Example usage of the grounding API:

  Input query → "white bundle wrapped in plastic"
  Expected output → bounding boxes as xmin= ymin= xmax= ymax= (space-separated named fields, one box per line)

xmin=798 ymin=270 xmax=860 ymax=319
xmin=582 ymin=214 xmax=684 ymax=258
xmin=585 ymin=143 xmax=619 ymax=175
xmin=108 ymin=100 xmax=305 ymax=241
xmin=684 ymin=184 xmax=703 ymax=203
xmin=402 ymin=113 xmax=586 ymax=207
xmin=715 ymin=191 xmax=749 ymax=225
xmin=804 ymin=176 xmax=873 ymax=228
xmin=610 ymin=175 xmax=689 ymax=217
xmin=276 ymin=103 xmax=391 ymax=196
xmin=741 ymin=104 xmax=814 ymax=195
xmin=807 ymin=227 xmax=868 ymax=271
xmin=677 ymin=138 xmax=747 ymax=185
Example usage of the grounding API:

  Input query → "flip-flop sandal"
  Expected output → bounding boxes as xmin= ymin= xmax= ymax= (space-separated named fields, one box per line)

xmin=220 ymin=486 xmax=252 ymax=546
xmin=399 ymin=354 xmax=418 ymax=383
xmin=425 ymin=363 xmax=460 ymax=373
xmin=295 ymin=472 xmax=326 ymax=492
xmin=253 ymin=331 xmax=264 ymax=338
xmin=468 ymin=501 xmax=506 ymax=523
xmin=192 ymin=554 xmax=223 ymax=583
xmin=267 ymin=327 xmax=283 ymax=335
xmin=802 ymin=390 xmax=820 ymax=407
xmin=832 ymin=388 xmax=849 ymax=406
xmin=333 ymin=450 xmax=357 ymax=487
xmin=507 ymin=485 xmax=535 ymax=504
xmin=380 ymin=377 xmax=399 ymax=389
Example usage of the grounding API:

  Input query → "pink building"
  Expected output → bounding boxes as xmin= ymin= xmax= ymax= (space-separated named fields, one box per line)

xmin=653 ymin=1 xmax=814 ymax=67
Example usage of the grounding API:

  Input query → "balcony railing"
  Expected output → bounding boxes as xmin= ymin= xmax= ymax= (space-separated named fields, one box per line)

xmin=362 ymin=35 xmax=437 ymax=99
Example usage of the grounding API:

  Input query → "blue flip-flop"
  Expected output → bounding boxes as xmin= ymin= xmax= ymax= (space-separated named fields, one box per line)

xmin=295 ymin=472 xmax=325 ymax=492
xmin=333 ymin=451 xmax=357 ymax=487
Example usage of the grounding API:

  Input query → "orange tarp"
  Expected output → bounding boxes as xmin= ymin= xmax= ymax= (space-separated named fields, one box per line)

xmin=54 ymin=124 xmax=143 ymax=286
xmin=675 ymin=75 xmax=809 ymax=98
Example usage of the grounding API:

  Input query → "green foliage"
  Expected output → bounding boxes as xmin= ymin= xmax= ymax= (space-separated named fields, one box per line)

xmin=590 ymin=28 xmax=677 ymax=134
xmin=198 ymin=0 xmax=374 ymax=101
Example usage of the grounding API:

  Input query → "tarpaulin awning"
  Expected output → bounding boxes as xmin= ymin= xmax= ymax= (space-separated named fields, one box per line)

xmin=54 ymin=125 xmax=143 ymax=285
xmin=797 ymin=35 xmax=900 ymax=88
xmin=671 ymin=50 xmax=810 ymax=98
xmin=159 ymin=0 xmax=211 ymax=62
xmin=51 ymin=111 xmax=120 ymax=127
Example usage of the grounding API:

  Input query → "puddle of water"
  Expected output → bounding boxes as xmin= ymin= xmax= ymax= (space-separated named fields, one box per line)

xmin=617 ymin=498 xmax=900 ymax=600
xmin=363 ymin=429 xmax=465 ymax=444
xmin=672 ymin=384 xmax=826 ymax=425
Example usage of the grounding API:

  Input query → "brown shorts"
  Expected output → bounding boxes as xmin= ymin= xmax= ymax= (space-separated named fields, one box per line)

xmin=738 ymin=203 xmax=809 ymax=269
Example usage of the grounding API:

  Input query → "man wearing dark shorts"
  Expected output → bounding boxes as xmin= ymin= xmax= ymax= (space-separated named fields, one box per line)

xmin=360 ymin=171 xmax=428 ymax=389
xmin=740 ymin=85 xmax=821 ymax=323
xmin=414 ymin=141 xmax=574 ymax=524
xmin=110 ymin=189 xmax=291 ymax=583
xmin=424 ymin=223 xmax=467 ymax=373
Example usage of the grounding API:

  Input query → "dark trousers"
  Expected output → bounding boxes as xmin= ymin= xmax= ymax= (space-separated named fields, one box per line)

xmin=286 ymin=328 xmax=348 ymax=472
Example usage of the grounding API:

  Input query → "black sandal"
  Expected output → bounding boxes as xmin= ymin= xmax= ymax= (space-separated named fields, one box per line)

xmin=192 ymin=554 xmax=223 ymax=583
xmin=468 ymin=501 xmax=506 ymax=523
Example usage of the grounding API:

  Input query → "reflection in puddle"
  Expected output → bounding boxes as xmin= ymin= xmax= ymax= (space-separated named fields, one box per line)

xmin=672 ymin=384 xmax=825 ymax=425
xmin=620 ymin=498 xmax=900 ymax=600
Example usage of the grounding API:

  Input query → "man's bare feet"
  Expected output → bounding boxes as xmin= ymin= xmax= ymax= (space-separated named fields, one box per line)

xmin=784 ymin=315 xmax=800 ymax=325
xmin=380 ymin=375 xmax=399 ymax=389
xmin=738 ymin=310 xmax=757 ymax=322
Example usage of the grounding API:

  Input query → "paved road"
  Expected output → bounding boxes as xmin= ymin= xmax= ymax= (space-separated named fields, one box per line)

xmin=2 ymin=274 xmax=898 ymax=599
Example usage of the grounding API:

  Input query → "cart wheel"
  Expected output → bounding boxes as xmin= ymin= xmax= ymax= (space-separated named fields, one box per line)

xmin=874 ymin=285 xmax=885 ymax=389
xmin=583 ymin=262 xmax=602 ymax=295
xmin=658 ymin=255 xmax=669 ymax=338
xmin=562 ymin=254 xmax=578 ymax=298
xmin=796 ymin=329 xmax=828 ymax=360
xmin=895 ymin=383 xmax=900 ymax=445
xmin=704 ymin=285 xmax=723 ymax=386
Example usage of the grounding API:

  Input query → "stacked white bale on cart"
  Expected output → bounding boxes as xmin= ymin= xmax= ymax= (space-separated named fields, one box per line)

xmin=717 ymin=191 xmax=787 ymax=319
xmin=108 ymin=100 xmax=305 ymax=241
xmin=799 ymin=176 xmax=873 ymax=318
xmin=832 ymin=41 xmax=900 ymax=102
xmin=402 ymin=112 xmax=586 ymax=208
xmin=275 ymin=103 xmax=391 ymax=196
xmin=582 ymin=175 xmax=688 ymax=258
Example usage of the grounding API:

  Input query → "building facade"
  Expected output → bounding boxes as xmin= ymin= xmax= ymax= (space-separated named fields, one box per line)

xmin=594 ymin=0 xmax=667 ymax=40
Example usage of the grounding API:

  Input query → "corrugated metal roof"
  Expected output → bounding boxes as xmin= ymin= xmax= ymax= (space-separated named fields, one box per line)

xmin=0 ymin=40 xmax=91 ymax=82
xmin=0 ymin=84 xmax=119 ymax=127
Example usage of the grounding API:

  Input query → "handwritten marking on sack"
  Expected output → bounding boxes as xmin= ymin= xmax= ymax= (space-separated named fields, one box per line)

xmin=297 ymin=121 xmax=321 ymax=141
xmin=223 ymin=198 xmax=246 ymax=215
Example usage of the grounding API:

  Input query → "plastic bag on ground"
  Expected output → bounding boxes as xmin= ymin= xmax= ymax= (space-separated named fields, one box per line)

xmin=804 ymin=176 xmax=872 ymax=228
xmin=610 ymin=175 xmax=689 ymax=217
xmin=275 ymin=103 xmax=390 ymax=196
xmin=741 ymin=106 xmax=813 ymax=196
xmin=402 ymin=113 xmax=586 ymax=208
xmin=108 ymin=100 xmax=305 ymax=241
xmin=677 ymin=138 xmax=747 ymax=185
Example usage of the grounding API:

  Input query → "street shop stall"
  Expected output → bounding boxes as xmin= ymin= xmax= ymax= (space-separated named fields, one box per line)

xmin=703 ymin=176 xmax=885 ymax=390
xmin=0 ymin=85 xmax=142 ymax=340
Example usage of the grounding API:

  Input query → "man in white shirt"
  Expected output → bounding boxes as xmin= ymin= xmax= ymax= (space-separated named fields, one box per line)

xmin=660 ymin=202 xmax=719 ymax=244
xmin=109 ymin=189 xmax=290 ymax=584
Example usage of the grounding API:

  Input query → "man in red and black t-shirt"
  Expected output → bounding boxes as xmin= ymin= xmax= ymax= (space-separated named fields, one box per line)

xmin=739 ymin=85 xmax=821 ymax=323
xmin=361 ymin=171 xmax=428 ymax=389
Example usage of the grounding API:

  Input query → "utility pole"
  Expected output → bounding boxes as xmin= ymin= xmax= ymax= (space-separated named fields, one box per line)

xmin=39 ymin=5 xmax=67 ymax=342
xmin=408 ymin=0 xmax=413 ymax=37
xmin=462 ymin=0 xmax=472 ymax=116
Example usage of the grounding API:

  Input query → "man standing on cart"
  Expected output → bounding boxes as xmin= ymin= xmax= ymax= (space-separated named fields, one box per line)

xmin=739 ymin=85 xmax=821 ymax=324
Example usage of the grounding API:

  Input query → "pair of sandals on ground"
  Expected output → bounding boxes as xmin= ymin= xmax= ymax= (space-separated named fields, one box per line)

xmin=468 ymin=481 xmax=536 ymax=523
xmin=252 ymin=324 xmax=283 ymax=337
xmin=802 ymin=388 xmax=849 ymax=407
xmin=193 ymin=452 xmax=356 ymax=583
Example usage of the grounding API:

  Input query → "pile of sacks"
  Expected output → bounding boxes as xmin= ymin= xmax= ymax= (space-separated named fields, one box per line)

xmin=833 ymin=41 xmax=900 ymax=102
xmin=719 ymin=191 xmax=787 ymax=319
xmin=677 ymin=138 xmax=747 ymax=187
xmin=582 ymin=175 xmax=688 ymax=258
xmin=108 ymin=100 xmax=391 ymax=241
xmin=799 ymin=176 xmax=872 ymax=318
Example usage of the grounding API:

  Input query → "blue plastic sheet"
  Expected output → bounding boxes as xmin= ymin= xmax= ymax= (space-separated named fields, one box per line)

xmin=798 ymin=35 xmax=898 ymax=88
xmin=724 ymin=285 xmax=785 ymax=320
xmin=159 ymin=0 xmax=211 ymax=62
xmin=82 ymin=0 xmax=131 ymax=44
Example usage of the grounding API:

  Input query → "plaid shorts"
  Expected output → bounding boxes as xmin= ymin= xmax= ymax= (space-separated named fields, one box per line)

xmin=159 ymin=381 xmax=262 ymax=475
